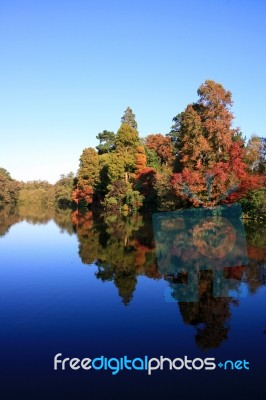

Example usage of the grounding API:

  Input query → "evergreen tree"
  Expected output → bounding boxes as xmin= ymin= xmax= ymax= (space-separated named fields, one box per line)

xmin=115 ymin=123 xmax=140 ymax=151
xmin=96 ymin=130 xmax=116 ymax=154
xmin=121 ymin=107 xmax=138 ymax=130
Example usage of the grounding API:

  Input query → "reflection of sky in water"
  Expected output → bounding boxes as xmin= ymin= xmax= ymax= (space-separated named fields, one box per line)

xmin=228 ymin=282 xmax=248 ymax=298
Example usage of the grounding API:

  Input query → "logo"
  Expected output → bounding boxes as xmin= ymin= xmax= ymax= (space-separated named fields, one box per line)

xmin=54 ymin=354 xmax=250 ymax=374
xmin=152 ymin=203 xmax=248 ymax=302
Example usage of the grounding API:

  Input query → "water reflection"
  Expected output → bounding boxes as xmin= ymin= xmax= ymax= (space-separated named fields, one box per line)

xmin=0 ymin=204 xmax=265 ymax=350
xmin=0 ymin=204 xmax=21 ymax=237
xmin=0 ymin=203 xmax=74 ymax=236
xmin=72 ymin=211 xmax=158 ymax=305
xmin=178 ymin=272 xmax=233 ymax=350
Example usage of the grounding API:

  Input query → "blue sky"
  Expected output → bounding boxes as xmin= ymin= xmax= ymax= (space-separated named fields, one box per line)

xmin=0 ymin=0 xmax=265 ymax=183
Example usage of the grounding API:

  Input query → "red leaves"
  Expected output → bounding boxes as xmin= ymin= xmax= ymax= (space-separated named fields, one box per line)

xmin=135 ymin=167 xmax=157 ymax=196
xmin=135 ymin=145 xmax=147 ymax=173
xmin=145 ymin=133 xmax=174 ymax=166
xmin=172 ymin=140 xmax=263 ymax=206
xmin=72 ymin=186 xmax=94 ymax=204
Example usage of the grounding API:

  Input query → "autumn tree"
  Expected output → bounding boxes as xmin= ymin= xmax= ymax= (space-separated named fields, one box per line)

xmin=121 ymin=107 xmax=138 ymax=130
xmin=171 ymin=80 xmax=260 ymax=206
xmin=115 ymin=123 xmax=139 ymax=151
xmin=145 ymin=134 xmax=175 ymax=167
xmin=54 ymin=172 xmax=75 ymax=208
xmin=0 ymin=168 xmax=11 ymax=180
xmin=172 ymin=81 xmax=240 ymax=171
xmin=103 ymin=180 xmax=130 ymax=210
xmin=101 ymin=152 xmax=126 ymax=183
xmin=73 ymin=148 xmax=100 ymax=206
xmin=114 ymin=123 xmax=141 ymax=183
xmin=135 ymin=145 xmax=147 ymax=174
xmin=101 ymin=156 xmax=144 ymax=211
xmin=0 ymin=168 xmax=20 ymax=204
xmin=94 ymin=122 xmax=144 ymax=210
xmin=18 ymin=180 xmax=54 ymax=206
xmin=135 ymin=167 xmax=157 ymax=207
xmin=155 ymin=170 xmax=181 ymax=210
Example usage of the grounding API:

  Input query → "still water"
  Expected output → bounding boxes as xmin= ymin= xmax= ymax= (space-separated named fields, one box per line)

xmin=0 ymin=205 xmax=265 ymax=399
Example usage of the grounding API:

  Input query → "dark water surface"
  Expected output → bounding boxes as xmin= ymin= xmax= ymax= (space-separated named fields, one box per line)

xmin=0 ymin=205 xmax=265 ymax=399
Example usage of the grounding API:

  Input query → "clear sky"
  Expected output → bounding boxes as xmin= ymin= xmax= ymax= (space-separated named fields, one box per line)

xmin=0 ymin=0 xmax=265 ymax=183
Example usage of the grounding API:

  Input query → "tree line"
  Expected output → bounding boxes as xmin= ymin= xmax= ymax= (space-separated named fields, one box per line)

xmin=1 ymin=80 xmax=265 ymax=217
xmin=73 ymin=80 xmax=266 ymax=216
xmin=0 ymin=170 xmax=75 ymax=209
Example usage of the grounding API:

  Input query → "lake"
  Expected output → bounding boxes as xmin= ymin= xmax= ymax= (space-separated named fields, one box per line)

xmin=0 ymin=205 xmax=265 ymax=399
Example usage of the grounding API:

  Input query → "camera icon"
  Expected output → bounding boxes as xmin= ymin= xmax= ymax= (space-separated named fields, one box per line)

xmin=152 ymin=204 xmax=248 ymax=302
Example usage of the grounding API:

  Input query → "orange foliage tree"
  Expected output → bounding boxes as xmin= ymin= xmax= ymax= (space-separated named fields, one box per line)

xmin=72 ymin=186 xmax=94 ymax=205
xmin=135 ymin=167 xmax=157 ymax=205
xmin=135 ymin=145 xmax=147 ymax=174
xmin=171 ymin=80 xmax=262 ymax=206
xmin=145 ymin=133 xmax=174 ymax=166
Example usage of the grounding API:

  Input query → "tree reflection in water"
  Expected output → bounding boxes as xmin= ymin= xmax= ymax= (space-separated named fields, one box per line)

xmin=72 ymin=210 xmax=158 ymax=305
xmin=72 ymin=209 xmax=266 ymax=349
xmin=0 ymin=205 xmax=265 ymax=350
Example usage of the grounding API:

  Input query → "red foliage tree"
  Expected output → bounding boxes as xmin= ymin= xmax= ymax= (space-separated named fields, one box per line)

xmin=171 ymin=80 xmax=263 ymax=206
xmin=135 ymin=167 xmax=157 ymax=197
xmin=145 ymin=134 xmax=174 ymax=166
xmin=135 ymin=145 xmax=147 ymax=174
xmin=172 ymin=141 xmax=262 ymax=206
xmin=72 ymin=186 xmax=94 ymax=205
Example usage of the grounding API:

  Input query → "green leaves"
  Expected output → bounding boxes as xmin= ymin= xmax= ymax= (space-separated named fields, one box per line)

xmin=240 ymin=189 xmax=266 ymax=220
xmin=115 ymin=123 xmax=140 ymax=150
xmin=96 ymin=130 xmax=116 ymax=154
xmin=121 ymin=107 xmax=138 ymax=130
